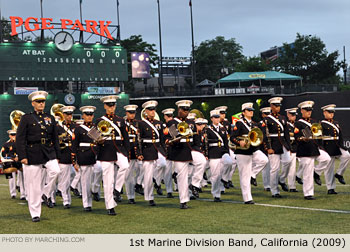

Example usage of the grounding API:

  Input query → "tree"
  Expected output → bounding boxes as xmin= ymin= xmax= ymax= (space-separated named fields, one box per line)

xmin=235 ymin=56 xmax=272 ymax=72
xmin=272 ymin=33 xmax=341 ymax=84
xmin=0 ymin=18 xmax=19 ymax=41
xmin=194 ymin=36 xmax=244 ymax=83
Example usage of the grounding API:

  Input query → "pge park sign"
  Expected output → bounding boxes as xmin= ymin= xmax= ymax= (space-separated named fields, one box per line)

xmin=10 ymin=16 xmax=114 ymax=40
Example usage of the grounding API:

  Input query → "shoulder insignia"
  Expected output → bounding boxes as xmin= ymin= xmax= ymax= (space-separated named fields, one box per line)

xmin=163 ymin=127 xmax=169 ymax=135
xmin=72 ymin=133 xmax=75 ymax=141
xmin=294 ymin=128 xmax=299 ymax=134
xmin=261 ymin=122 xmax=266 ymax=127
xmin=233 ymin=126 xmax=238 ymax=131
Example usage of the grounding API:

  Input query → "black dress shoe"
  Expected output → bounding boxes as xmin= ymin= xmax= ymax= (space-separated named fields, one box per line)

xmin=190 ymin=195 xmax=196 ymax=200
xmin=189 ymin=184 xmax=199 ymax=198
xmin=11 ymin=196 xmax=16 ymax=199
xmin=264 ymin=188 xmax=271 ymax=192
xmin=228 ymin=181 xmax=234 ymax=188
xmin=135 ymin=184 xmax=144 ymax=195
xmin=221 ymin=179 xmax=230 ymax=189
xmin=56 ymin=190 xmax=62 ymax=197
xmin=244 ymin=200 xmax=255 ymax=204
xmin=16 ymin=186 xmax=20 ymax=192
xmin=314 ymin=172 xmax=322 ymax=186
xmin=198 ymin=188 xmax=203 ymax=193
xmin=180 ymin=203 xmax=189 ymax=209
xmin=203 ymin=172 xmax=208 ymax=180
xmin=221 ymin=191 xmax=225 ymax=194
xmin=250 ymin=177 xmax=257 ymax=186
xmin=32 ymin=216 xmax=40 ymax=222
xmin=42 ymin=194 xmax=53 ymax=208
xmin=335 ymin=174 xmax=346 ymax=184
xmin=84 ymin=207 xmax=92 ymax=212
xmin=156 ymin=186 xmax=163 ymax=196
xmin=327 ymin=189 xmax=338 ymax=194
xmin=304 ymin=195 xmax=315 ymax=200
xmin=167 ymin=193 xmax=174 ymax=198
xmin=128 ymin=199 xmax=136 ymax=204
xmin=296 ymin=176 xmax=303 ymax=185
xmin=149 ymin=200 xmax=156 ymax=206
xmin=272 ymin=194 xmax=282 ymax=198
xmin=289 ymin=189 xmax=298 ymax=192
xmin=92 ymin=192 xmax=100 ymax=202
xmin=113 ymin=189 xmax=122 ymax=202
xmin=20 ymin=197 xmax=26 ymax=200
xmin=214 ymin=197 xmax=222 ymax=202
xmin=107 ymin=208 xmax=117 ymax=216
xmin=64 ymin=204 xmax=71 ymax=209
xmin=71 ymin=187 xmax=80 ymax=197
xmin=279 ymin=181 xmax=289 ymax=192
xmin=172 ymin=172 xmax=178 ymax=184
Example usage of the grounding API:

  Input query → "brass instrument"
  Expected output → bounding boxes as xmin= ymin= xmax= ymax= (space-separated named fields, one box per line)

xmin=235 ymin=128 xmax=263 ymax=150
xmin=10 ymin=110 xmax=25 ymax=130
xmin=189 ymin=109 xmax=204 ymax=119
xmin=50 ymin=103 xmax=65 ymax=123
xmin=311 ymin=123 xmax=322 ymax=139
xmin=97 ymin=120 xmax=113 ymax=136
xmin=140 ymin=108 xmax=160 ymax=121
xmin=168 ymin=122 xmax=197 ymax=144
xmin=58 ymin=132 xmax=70 ymax=150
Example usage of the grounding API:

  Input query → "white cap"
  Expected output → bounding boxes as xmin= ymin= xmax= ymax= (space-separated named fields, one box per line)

xmin=100 ymin=95 xmax=119 ymax=103
xmin=215 ymin=106 xmax=228 ymax=112
xmin=161 ymin=108 xmax=175 ymax=115
xmin=175 ymin=100 xmax=193 ymax=108
xmin=210 ymin=109 xmax=220 ymax=117
xmin=75 ymin=119 xmax=84 ymax=125
xmin=242 ymin=102 xmax=254 ymax=111
xmin=298 ymin=101 xmax=314 ymax=110
xmin=7 ymin=129 xmax=16 ymax=134
xmin=321 ymin=104 xmax=336 ymax=112
xmin=260 ymin=107 xmax=271 ymax=113
xmin=187 ymin=113 xmax=197 ymax=120
xmin=28 ymin=91 xmax=48 ymax=101
xmin=285 ymin=107 xmax=298 ymax=114
xmin=195 ymin=118 xmax=208 ymax=124
xmin=80 ymin=106 xmax=96 ymax=113
xmin=124 ymin=104 xmax=138 ymax=112
xmin=61 ymin=106 xmax=76 ymax=113
xmin=142 ymin=100 xmax=158 ymax=109
xmin=268 ymin=97 xmax=283 ymax=105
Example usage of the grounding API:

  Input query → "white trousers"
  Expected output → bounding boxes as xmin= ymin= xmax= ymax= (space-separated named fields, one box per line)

xmin=58 ymin=163 xmax=72 ymax=205
xmin=251 ymin=150 xmax=269 ymax=179
xmin=23 ymin=159 xmax=60 ymax=218
xmin=314 ymin=149 xmax=331 ymax=175
xmin=114 ymin=152 xmax=130 ymax=192
xmin=209 ymin=154 xmax=232 ymax=198
xmin=91 ymin=161 xmax=102 ymax=194
xmin=8 ymin=172 xmax=17 ymax=197
xmin=80 ymin=165 xmax=93 ymax=208
xmin=279 ymin=152 xmax=297 ymax=189
xmin=164 ymin=160 xmax=174 ymax=193
xmin=336 ymin=148 xmax=350 ymax=176
xmin=173 ymin=161 xmax=190 ymax=203
xmin=141 ymin=160 xmax=156 ymax=201
xmin=268 ymin=147 xmax=291 ymax=195
xmin=100 ymin=161 xmax=117 ymax=209
xmin=125 ymin=159 xmax=138 ymax=199
xmin=153 ymin=153 xmax=166 ymax=186
xmin=296 ymin=157 xmax=303 ymax=179
xmin=71 ymin=168 xmax=81 ymax=192
xmin=298 ymin=157 xmax=316 ymax=197
xmin=262 ymin=162 xmax=271 ymax=189
xmin=18 ymin=170 xmax=26 ymax=198
xmin=236 ymin=154 xmax=253 ymax=202
xmin=135 ymin=160 xmax=144 ymax=186
xmin=226 ymin=149 xmax=237 ymax=181
xmin=190 ymin=151 xmax=207 ymax=188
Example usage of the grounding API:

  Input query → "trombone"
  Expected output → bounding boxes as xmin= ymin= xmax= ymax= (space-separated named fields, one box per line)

xmin=235 ymin=128 xmax=263 ymax=150
xmin=168 ymin=122 xmax=197 ymax=144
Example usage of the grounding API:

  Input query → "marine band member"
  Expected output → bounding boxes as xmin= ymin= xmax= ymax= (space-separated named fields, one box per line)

xmin=258 ymin=107 xmax=271 ymax=191
xmin=16 ymin=91 xmax=61 ymax=222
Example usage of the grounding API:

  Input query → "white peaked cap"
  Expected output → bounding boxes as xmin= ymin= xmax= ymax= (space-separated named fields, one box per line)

xmin=80 ymin=106 xmax=96 ymax=113
xmin=61 ymin=106 xmax=76 ymax=113
xmin=260 ymin=107 xmax=271 ymax=113
xmin=321 ymin=104 xmax=336 ymax=111
xmin=175 ymin=100 xmax=193 ymax=108
xmin=100 ymin=95 xmax=119 ymax=103
xmin=215 ymin=106 xmax=228 ymax=112
xmin=241 ymin=102 xmax=254 ymax=111
xmin=210 ymin=109 xmax=220 ymax=117
xmin=124 ymin=104 xmax=138 ymax=111
xmin=268 ymin=97 xmax=283 ymax=105
xmin=285 ymin=107 xmax=298 ymax=114
xmin=142 ymin=100 xmax=158 ymax=109
xmin=28 ymin=91 xmax=48 ymax=101
xmin=187 ymin=113 xmax=197 ymax=120
xmin=162 ymin=108 xmax=175 ymax=115
xmin=298 ymin=101 xmax=315 ymax=109
xmin=195 ymin=118 xmax=208 ymax=124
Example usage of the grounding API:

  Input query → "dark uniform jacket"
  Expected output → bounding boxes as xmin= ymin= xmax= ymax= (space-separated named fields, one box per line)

xmin=231 ymin=118 xmax=260 ymax=155
xmin=321 ymin=119 xmax=347 ymax=156
xmin=294 ymin=118 xmax=320 ymax=157
xmin=125 ymin=119 xmax=141 ymax=160
xmin=16 ymin=111 xmax=60 ymax=165
xmin=1 ymin=140 xmax=22 ymax=170
xmin=57 ymin=121 xmax=76 ymax=164
xmin=287 ymin=121 xmax=298 ymax=153
xmin=71 ymin=122 xmax=98 ymax=166
xmin=139 ymin=118 xmax=166 ymax=161
xmin=263 ymin=113 xmax=291 ymax=154
xmin=258 ymin=119 xmax=268 ymax=156
xmin=165 ymin=117 xmax=198 ymax=162
xmin=206 ymin=124 xmax=229 ymax=159
xmin=96 ymin=114 xmax=130 ymax=161
xmin=221 ymin=119 xmax=232 ymax=135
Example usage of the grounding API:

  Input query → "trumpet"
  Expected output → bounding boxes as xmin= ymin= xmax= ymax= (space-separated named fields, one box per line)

xmin=168 ymin=122 xmax=197 ymax=144
xmin=235 ymin=127 xmax=263 ymax=150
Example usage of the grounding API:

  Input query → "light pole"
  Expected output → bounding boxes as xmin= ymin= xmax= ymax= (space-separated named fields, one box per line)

xmin=220 ymin=49 xmax=228 ymax=78
xmin=157 ymin=0 xmax=164 ymax=96
xmin=189 ymin=0 xmax=196 ymax=88
xmin=116 ymin=0 xmax=121 ymax=42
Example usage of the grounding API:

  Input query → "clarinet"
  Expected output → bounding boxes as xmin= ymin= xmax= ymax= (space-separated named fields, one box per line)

xmin=136 ymin=121 xmax=143 ymax=157
xmin=203 ymin=126 xmax=209 ymax=158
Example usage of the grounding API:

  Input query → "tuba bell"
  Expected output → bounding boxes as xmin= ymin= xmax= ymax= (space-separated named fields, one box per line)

xmin=10 ymin=110 xmax=25 ymax=130
xmin=235 ymin=127 xmax=263 ymax=150
xmin=140 ymin=108 xmax=160 ymax=121
xmin=50 ymin=103 xmax=65 ymax=123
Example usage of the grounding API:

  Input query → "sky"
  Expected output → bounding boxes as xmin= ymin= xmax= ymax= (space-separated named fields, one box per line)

xmin=1 ymin=0 xmax=350 ymax=61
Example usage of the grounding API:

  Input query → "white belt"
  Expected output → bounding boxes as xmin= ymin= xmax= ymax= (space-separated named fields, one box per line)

xmin=105 ymin=136 xmax=122 ymax=140
xmin=180 ymin=138 xmax=193 ymax=143
xmin=323 ymin=136 xmax=339 ymax=140
xmin=143 ymin=139 xmax=160 ymax=143
xmin=290 ymin=137 xmax=295 ymax=141
xmin=79 ymin=143 xmax=93 ymax=147
xmin=129 ymin=134 xmax=136 ymax=138
xmin=268 ymin=133 xmax=284 ymax=137
xmin=129 ymin=138 xmax=136 ymax=143
xmin=209 ymin=142 xmax=222 ymax=147
xmin=64 ymin=143 xmax=69 ymax=146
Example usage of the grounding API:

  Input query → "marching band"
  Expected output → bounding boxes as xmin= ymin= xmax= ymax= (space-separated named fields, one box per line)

xmin=1 ymin=91 xmax=350 ymax=222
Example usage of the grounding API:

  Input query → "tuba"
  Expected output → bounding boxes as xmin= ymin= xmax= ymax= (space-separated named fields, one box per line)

xmin=311 ymin=123 xmax=322 ymax=139
xmin=140 ymin=108 xmax=160 ymax=121
xmin=10 ymin=110 xmax=25 ymax=130
xmin=235 ymin=128 xmax=264 ymax=150
xmin=50 ymin=103 xmax=65 ymax=123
